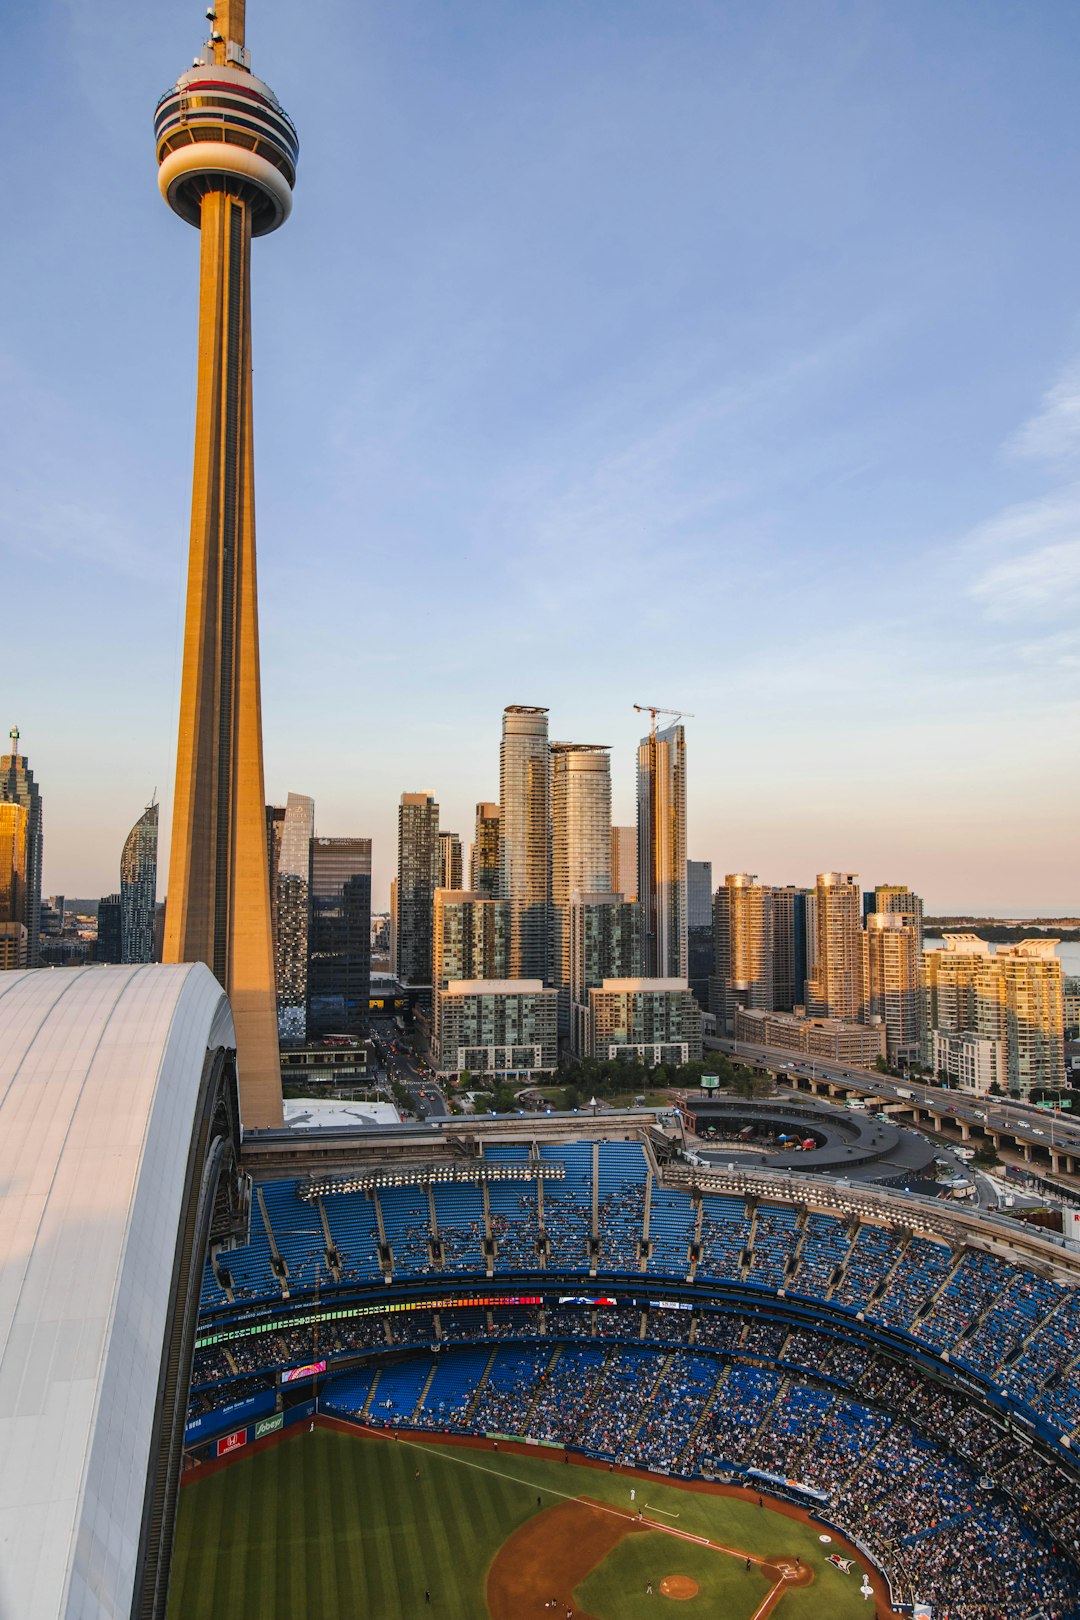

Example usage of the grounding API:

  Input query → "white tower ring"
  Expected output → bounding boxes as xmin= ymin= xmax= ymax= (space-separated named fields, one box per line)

xmin=158 ymin=143 xmax=293 ymax=235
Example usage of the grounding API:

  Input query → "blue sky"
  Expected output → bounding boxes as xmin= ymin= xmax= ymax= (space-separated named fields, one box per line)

xmin=3 ymin=0 xmax=1079 ymax=912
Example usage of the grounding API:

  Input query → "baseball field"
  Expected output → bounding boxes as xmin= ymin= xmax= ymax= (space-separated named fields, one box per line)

xmin=168 ymin=1424 xmax=891 ymax=1619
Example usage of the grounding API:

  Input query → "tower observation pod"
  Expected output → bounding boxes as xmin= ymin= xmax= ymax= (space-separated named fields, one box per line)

xmin=155 ymin=0 xmax=296 ymax=1128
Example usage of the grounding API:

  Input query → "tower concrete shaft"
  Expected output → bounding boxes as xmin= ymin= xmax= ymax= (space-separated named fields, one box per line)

xmin=157 ymin=4 xmax=298 ymax=1127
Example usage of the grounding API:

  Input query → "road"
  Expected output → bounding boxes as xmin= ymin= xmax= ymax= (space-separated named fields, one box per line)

xmin=706 ymin=1034 xmax=1080 ymax=1159
xmin=371 ymin=1016 xmax=448 ymax=1120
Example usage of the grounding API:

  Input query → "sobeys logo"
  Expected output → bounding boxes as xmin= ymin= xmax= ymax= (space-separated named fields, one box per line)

xmin=255 ymin=1413 xmax=284 ymax=1439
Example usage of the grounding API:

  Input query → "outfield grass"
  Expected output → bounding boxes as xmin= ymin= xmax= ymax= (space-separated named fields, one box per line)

xmin=169 ymin=1428 xmax=875 ymax=1619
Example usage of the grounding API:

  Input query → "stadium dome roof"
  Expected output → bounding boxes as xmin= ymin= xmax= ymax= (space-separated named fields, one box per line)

xmin=0 ymin=964 xmax=240 ymax=1620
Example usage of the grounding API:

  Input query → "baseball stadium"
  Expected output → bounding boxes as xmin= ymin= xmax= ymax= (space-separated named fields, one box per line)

xmin=173 ymin=1113 xmax=1080 ymax=1620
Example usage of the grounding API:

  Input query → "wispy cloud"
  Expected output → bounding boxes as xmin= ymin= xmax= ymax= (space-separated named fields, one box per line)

xmin=1008 ymin=363 xmax=1080 ymax=465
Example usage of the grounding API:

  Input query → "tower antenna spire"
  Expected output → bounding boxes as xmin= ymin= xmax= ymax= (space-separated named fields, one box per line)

xmin=212 ymin=0 xmax=245 ymax=63
xmin=8 ymin=726 xmax=19 ymax=755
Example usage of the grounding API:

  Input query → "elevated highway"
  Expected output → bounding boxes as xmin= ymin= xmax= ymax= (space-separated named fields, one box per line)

xmin=707 ymin=1035 xmax=1080 ymax=1180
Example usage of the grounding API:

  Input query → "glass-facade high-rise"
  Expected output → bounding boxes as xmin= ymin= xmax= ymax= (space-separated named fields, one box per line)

xmin=438 ymin=831 xmax=463 ymax=892
xmin=432 ymin=889 xmax=510 ymax=1060
xmin=308 ymin=837 xmax=372 ymax=1038
xmin=610 ymin=825 xmax=638 ymax=902
xmin=97 ymin=894 xmax=123 ymax=965
xmin=471 ymin=803 xmax=500 ymax=898
xmin=770 ymin=886 xmax=812 ymax=1010
xmin=687 ymin=858 xmax=713 ymax=1010
xmin=276 ymin=792 xmax=314 ymax=1042
xmin=1 ymin=728 xmax=42 ymax=967
xmin=120 ymin=802 xmax=158 ymax=964
xmin=550 ymin=743 xmax=611 ymax=1029
xmin=568 ymin=893 xmax=643 ymax=1054
xmin=636 ymin=721 xmax=687 ymax=979
xmin=0 ymin=802 xmax=28 ymax=970
xmin=397 ymin=793 xmax=440 ymax=988
xmin=499 ymin=707 xmax=551 ymax=981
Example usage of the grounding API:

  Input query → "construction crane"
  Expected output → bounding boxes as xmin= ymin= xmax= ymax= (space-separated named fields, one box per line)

xmin=633 ymin=703 xmax=694 ymax=736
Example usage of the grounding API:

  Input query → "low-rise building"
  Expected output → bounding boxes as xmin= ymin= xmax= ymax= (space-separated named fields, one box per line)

xmin=435 ymin=979 xmax=558 ymax=1079
xmin=931 ymin=1030 xmax=1003 ymax=1095
xmin=586 ymin=977 xmax=702 ymax=1065
xmin=735 ymin=1006 xmax=886 ymax=1065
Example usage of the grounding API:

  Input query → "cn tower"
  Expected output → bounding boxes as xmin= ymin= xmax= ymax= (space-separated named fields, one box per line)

xmin=155 ymin=0 xmax=297 ymax=1127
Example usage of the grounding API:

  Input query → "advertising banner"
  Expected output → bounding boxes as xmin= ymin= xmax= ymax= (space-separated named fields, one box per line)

xmin=184 ymin=1388 xmax=276 ymax=1444
xmin=700 ymin=1076 xmax=720 ymax=1089
xmin=216 ymin=1428 xmax=247 ymax=1458
xmin=254 ymin=1413 xmax=284 ymax=1440
xmin=282 ymin=1360 xmax=327 ymax=1384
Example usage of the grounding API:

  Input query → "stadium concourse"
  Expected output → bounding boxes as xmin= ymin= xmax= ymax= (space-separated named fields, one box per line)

xmin=183 ymin=1126 xmax=1080 ymax=1617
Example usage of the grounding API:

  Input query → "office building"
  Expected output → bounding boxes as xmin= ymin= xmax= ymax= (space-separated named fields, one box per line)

xmin=121 ymin=801 xmax=159 ymax=964
xmin=866 ymin=883 xmax=924 ymax=948
xmin=0 ymin=801 xmax=28 ymax=970
xmin=610 ymin=825 xmax=637 ymax=902
xmin=586 ymin=978 xmax=703 ymax=1066
xmin=568 ymin=894 xmax=643 ymax=1054
xmin=862 ymin=910 xmax=922 ymax=1067
xmin=265 ymin=803 xmax=285 ymax=947
xmin=806 ymin=872 xmax=862 ymax=1021
xmin=275 ymin=792 xmax=314 ymax=1042
xmin=438 ymin=831 xmax=463 ymax=892
xmin=499 ymin=706 xmax=551 ymax=980
xmin=0 ymin=728 xmax=42 ymax=967
xmin=735 ymin=1006 xmax=886 ymax=1065
xmin=97 ymin=894 xmax=123 ymax=965
xmin=435 ymin=979 xmax=558 ymax=1079
xmin=397 ymin=792 xmax=440 ymax=988
xmin=770 ymin=886 xmax=812 ymax=1011
xmin=637 ymin=720 xmax=687 ymax=979
xmin=687 ymin=859 xmax=713 ymax=1009
xmin=1064 ymin=975 xmax=1080 ymax=1040
xmin=307 ymin=837 xmax=372 ymax=1038
xmin=470 ymin=803 xmax=501 ymax=897
xmin=923 ymin=935 xmax=1066 ymax=1097
xmin=155 ymin=8 xmax=298 ymax=1126
xmin=711 ymin=874 xmax=773 ymax=1033
xmin=550 ymin=742 xmax=611 ymax=1027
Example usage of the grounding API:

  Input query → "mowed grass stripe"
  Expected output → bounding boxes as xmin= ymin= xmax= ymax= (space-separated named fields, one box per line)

xmin=169 ymin=1429 xmax=872 ymax=1619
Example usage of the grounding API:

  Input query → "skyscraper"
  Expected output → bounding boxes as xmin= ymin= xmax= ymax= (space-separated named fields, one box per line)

xmin=265 ymin=803 xmax=285 ymax=948
xmin=550 ymin=743 xmax=611 ymax=1026
xmin=687 ymin=858 xmax=713 ymax=1010
xmin=0 ymin=802 xmax=28 ymax=970
xmin=711 ymin=874 xmax=774 ymax=1032
xmin=1 ymin=728 xmax=42 ymax=967
xmin=308 ymin=838 xmax=372 ymax=1038
xmin=862 ymin=910 xmax=922 ymax=1067
xmin=499 ymin=707 xmax=551 ymax=980
xmin=924 ymin=935 xmax=1065 ymax=1097
xmin=120 ymin=801 xmax=159 ymax=964
xmin=770 ymin=886 xmax=812 ymax=1010
xmin=568 ymin=893 xmax=642 ymax=1053
xmin=155 ymin=3 xmax=298 ymax=1127
xmin=610 ymin=825 xmax=638 ymax=902
xmin=637 ymin=720 xmax=687 ymax=979
xmin=275 ymin=792 xmax=314 ymax=1042
xmin=397 ymin=793 xmax=440 ymax=988
xmin=438 ymin=831 xmax=463 ymax=891
xmin=432 ymin=889 xmax=509 ymax=1059
xmin=806 ymin=872 xmax=862 ymax=1021
xmin=471 ymin=803 xmax=501 ymax=897
xmin=865 ymin=883 xmax=924 ymax=949
xmin=97 ymin=895 xmax=123 ymax=966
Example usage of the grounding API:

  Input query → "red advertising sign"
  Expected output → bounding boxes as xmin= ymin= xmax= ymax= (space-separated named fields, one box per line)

xmin=216 ymin=1428 xmax=247 ymax=1458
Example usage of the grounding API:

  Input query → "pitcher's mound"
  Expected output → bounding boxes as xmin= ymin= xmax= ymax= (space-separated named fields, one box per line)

xmin=659 ymin=1575 xmax=699 ymax=1599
